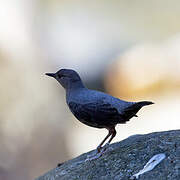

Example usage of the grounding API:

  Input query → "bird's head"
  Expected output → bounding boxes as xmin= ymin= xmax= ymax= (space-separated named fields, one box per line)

xmin=45 ymin=69 xmax=83 ymax=89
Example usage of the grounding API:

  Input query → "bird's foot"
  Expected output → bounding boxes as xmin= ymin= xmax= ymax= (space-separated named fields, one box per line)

xmin=96 ymin=142 xmax=113 ymax=155
xmin=86 ymin=149 xmax=98 ymax=159
xmin=103 ymin=142 xmax=114 ymax=154
xmin=102 ymin=142 xmax=110 ymax=151
xmin=97 ymin=145 xmax=101 ymax=153
xmin=85 ymin=151 xmax=102 ymax=161
xmin=85 ymin=143 xmax=112 ymax=161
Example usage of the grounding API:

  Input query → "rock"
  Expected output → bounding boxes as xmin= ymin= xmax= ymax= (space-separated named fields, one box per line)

xmin=35 ymin=130 xmax=180 ymax=180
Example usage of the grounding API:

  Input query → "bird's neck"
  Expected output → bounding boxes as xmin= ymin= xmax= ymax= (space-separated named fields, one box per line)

xmin=66 ymin=80 xmax=85 ymax=91
xmin=66 ymin=80 xmax=85 ymax=103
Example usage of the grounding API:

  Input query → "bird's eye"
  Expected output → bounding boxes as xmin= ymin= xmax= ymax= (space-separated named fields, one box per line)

xmin=58 ymin=74 xmax=66 ymax=79
xmin=58 ymin=74 xmax=63 ymax=78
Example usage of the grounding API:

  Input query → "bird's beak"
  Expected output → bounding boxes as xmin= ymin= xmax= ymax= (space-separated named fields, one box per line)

xmin=45 ymin=73 xmax=56 ymax=78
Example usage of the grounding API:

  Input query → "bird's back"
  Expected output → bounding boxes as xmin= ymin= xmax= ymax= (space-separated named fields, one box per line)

xmin=66 ymin=88 xmax=132 ymax=110
xmin=66 ymin=88 xmax=150 ymax=127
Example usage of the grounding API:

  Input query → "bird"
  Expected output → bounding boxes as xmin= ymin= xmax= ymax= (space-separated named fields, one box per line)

xmin=45 ymin=69 xmax=154 ymax=156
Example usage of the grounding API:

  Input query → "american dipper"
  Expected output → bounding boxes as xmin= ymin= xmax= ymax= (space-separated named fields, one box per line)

xmin=46 ymin=69 xmax=154 ymax=155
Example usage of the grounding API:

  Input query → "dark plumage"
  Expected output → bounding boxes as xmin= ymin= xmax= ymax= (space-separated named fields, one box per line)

xmin=45 ymin=69 xmax=154 ymax=154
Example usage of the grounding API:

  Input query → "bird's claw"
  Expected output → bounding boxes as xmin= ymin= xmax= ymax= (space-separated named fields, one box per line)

xmin=97 ymin=145 xmax=101 ymax=153
xmin=85 ymin=151 xmax=102 ymax=161
xmin=103 ymin=142 xmax=110 ymax=150
xmin=85 ymin=143 xmax=111 ymax=161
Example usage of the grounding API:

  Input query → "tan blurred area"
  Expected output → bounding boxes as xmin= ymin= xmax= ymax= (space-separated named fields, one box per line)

xmin=0 ymin=0 xmax=180 ymax=179
xmin=105 ymin=38 xmax=180 ymax=140
xmin=105 ymin=39 xmax=180 ymax=99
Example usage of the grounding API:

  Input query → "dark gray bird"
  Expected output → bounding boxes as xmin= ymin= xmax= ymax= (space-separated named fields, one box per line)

xmin=45 ymin=69 xmax=154 ymax=154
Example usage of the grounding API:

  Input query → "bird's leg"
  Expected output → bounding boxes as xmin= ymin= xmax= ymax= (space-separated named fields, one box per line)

xmin=97 ymin=127 xmax=116 ymax=153
xmin=96 ymin=130 xmax=112 ymax=153
xmin=103 ymin=127 xmax=116 ymax=151
xmin=85 ymin=127 xmax=116 ymax=161
xmin=107 ymin=127 xmax=117 ymax=144
xmin=93 ymin=127 xmax=116 ymax=159
xmin=85 ymin=130 xmax=112 ymax=161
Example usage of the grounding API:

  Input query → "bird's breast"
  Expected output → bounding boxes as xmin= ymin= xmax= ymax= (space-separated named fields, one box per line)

xmin=66 ymin=88 xmax=91 ymax=104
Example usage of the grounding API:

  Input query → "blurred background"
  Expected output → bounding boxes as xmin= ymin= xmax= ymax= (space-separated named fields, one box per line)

xmin=0 ymin=0 xmax=180 ymax=179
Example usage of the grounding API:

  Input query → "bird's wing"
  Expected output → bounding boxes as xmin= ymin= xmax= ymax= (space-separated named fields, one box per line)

xmin=122 ymin=101 xmax=154 ymax=119
xmin=121 ymin=102 xmax=143 ymax=119
xmin=68 ymin=100 xmax=120 ymax=124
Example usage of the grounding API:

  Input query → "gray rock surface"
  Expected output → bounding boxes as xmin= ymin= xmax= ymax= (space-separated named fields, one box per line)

xmin=35 ymin=130 xmax=180 ymax=180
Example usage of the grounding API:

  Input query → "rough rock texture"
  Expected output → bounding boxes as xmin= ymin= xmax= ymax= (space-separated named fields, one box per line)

xmin=36 ymin=130 xmax=180 ymax=180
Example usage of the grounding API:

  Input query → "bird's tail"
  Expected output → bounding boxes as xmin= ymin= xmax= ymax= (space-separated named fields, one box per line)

xmin=121 ymin=101 xmax=154 ymax=121
xmin=136 ymin=101 xmax=154 ymax=107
